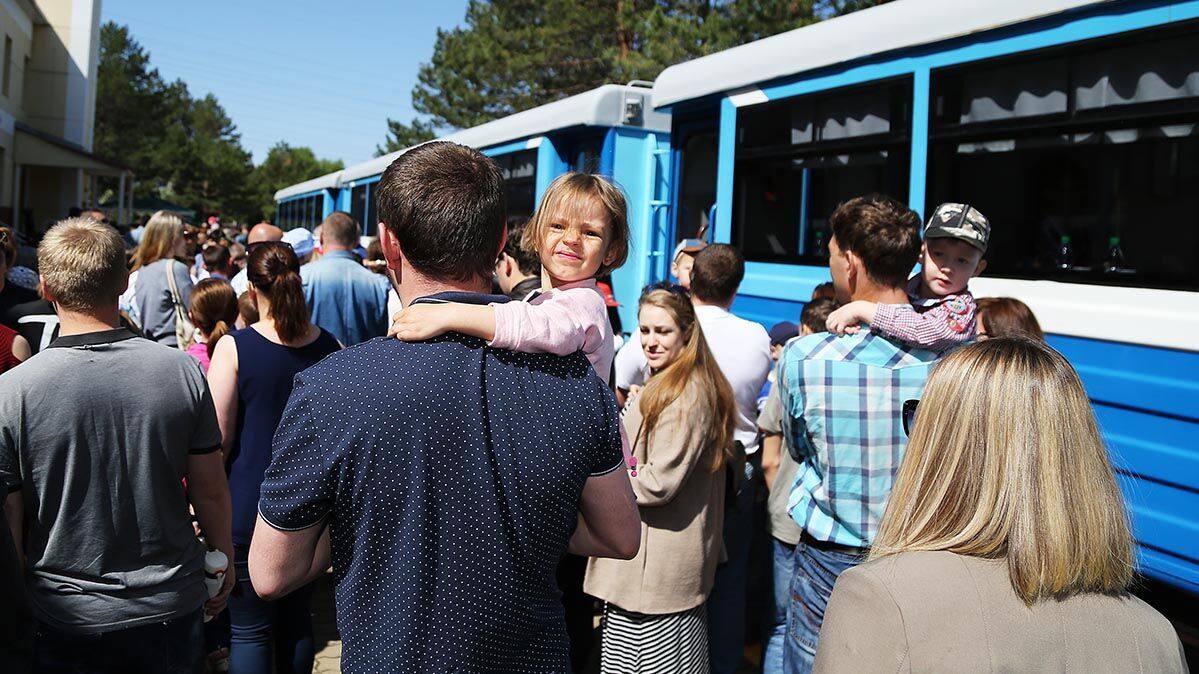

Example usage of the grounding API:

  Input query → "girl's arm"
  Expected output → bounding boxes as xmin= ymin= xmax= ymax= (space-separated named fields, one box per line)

xmin=390 ymin=302 xmax=497 ymax=342
xmin=392 ymin=290 xmax=605 ymax=357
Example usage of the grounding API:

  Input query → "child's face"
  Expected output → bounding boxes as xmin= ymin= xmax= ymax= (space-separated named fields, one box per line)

xmin=920 ymin=238 xmax=987 ymax=296
xmin=539 ymin=201 xmax=615 ymax=285
xmin=671 ymin=252 xmax=696 ymax=289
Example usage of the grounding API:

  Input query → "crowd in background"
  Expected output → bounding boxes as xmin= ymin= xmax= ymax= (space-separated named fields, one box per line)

xmin=0 ymin=139 xmax=1188 ymax=674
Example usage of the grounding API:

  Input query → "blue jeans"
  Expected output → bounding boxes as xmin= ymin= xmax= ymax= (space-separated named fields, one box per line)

xmin=707 ymin=456 xmax=759 ymax=674
xmin=33 ymin=609 xmax=204 ymax=674
xmin=228 ymin=546 xmax=315 ymax=674
xmin=762 ymin=538 xmax=797 ymax=674
xmin=784 ymin=539 xmax=863 ymax=673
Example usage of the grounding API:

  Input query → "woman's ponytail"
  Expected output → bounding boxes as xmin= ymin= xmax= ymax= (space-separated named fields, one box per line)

xmin=207 ymin=319 xmax=231 ymax=359
xmin=247 ymin=241 xmax=310 ymax=343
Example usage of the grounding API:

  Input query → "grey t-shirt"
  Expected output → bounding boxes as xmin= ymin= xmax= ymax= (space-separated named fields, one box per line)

xmin=759 ymin=383 xmax=803 ymax=545
xmin=0 ymin=328 xmax=221 ymax=633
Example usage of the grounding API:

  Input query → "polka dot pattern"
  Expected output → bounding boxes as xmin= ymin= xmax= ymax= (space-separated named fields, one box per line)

xmin=259 ymin=311 xmax=624 ymax=673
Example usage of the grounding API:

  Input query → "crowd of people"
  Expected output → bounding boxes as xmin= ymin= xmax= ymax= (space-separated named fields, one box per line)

xmin=0 ymin=139 xmax=1189 ymax=674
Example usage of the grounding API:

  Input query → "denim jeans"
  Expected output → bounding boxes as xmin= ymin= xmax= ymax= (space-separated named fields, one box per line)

xmin=784 ymin=539 xmax=863 ymax=674
xmin=33 ymin=609 xmax=204 ymax=674
xmin=707 ymin=456 xmax=760 ymax=674
xmin=762 ymin=538 xmax=797 ymax=674
xmin=228 ymin=546 xmax=315 ymax=674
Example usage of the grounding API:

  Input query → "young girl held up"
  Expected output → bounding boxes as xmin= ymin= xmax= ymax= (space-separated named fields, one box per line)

xmin=186 ymin=278 xmax=238 ymax=374
xmin=390 ymin=172 xmax=635 ymax=470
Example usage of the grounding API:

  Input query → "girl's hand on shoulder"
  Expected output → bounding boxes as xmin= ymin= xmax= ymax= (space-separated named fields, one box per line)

xmin=390 ymin=303 xmax=450 ymax=341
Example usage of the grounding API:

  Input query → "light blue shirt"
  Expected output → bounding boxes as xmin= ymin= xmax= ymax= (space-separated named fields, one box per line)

xmin=781 ymin=331 xmax=940 ymax=547
xmin=299 ymin=250 xmax=389 ymax=346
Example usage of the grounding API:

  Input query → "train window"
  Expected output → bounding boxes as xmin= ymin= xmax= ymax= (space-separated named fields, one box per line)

xmin=929 ymin=22 xmax=1199 ymax=291
xmin=676 ymin=130 xmax=718 ymax=241
xmin=495 ymin=150 xmax=537 ymax=218
xmin=733 ymin=78 xmax=912 ymax=264
xmin=365 ymin=184 xmax=378 ymax=236
xmin=350 ymin=185 xmax=368 ymax=229
xmin=573 ymin=138 xmax=603 ymax=174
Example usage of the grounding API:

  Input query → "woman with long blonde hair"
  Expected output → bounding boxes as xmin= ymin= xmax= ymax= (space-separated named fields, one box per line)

xmin=126 ymin=211 xmax=193 ymax=346
xmin=814 ymin=337 xmax=1186 ymax=672
xmin=585 ymin=286 xmax=737 ymax=673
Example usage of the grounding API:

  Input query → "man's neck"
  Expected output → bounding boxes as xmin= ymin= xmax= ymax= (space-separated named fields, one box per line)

xmin=400 ymin=276 xmax=491 ymax=307
xmin=851 ymin=283 xmax=909 ymax=305
xmin=322 ymin=243 xmax=352 ymax=254
xmin=692 ymin=296 xmax=733 ymax=311
xmin=56 ymin=305 xmax=121 ymax=336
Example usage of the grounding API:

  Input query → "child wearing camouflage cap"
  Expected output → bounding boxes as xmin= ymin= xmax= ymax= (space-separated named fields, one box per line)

xmin=825 ymin=202 xmax=989 ymax=352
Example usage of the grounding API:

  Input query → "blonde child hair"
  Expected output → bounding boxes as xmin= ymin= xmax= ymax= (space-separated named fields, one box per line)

xmin=521 ymin=172 xmax=630 ymax=277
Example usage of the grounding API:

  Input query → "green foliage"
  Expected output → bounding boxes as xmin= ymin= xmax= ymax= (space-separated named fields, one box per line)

xmin=375 ymin=118 xmax=438 ymax=157
xmin=254 ymin=143 xmax=344 ymax=219
xmin=96 ymin=22 xmax=340 ymax=223
xmin=397 ymin=0 xmax=889 ymax=135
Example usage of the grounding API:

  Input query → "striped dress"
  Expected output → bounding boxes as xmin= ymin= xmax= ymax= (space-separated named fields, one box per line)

xmin=600 ymin=603 xmax=710 ymax=674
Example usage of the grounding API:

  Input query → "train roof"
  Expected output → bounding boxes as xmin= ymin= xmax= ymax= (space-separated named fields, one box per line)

xmin=276 ymin=84 xmax=670 ymax=200
xmin=652 ymin=0 xmax=1111 ymax=109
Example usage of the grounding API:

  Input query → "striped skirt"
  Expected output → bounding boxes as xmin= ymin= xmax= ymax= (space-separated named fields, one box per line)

xmin=600 ymin=603 xmax=710 ymax=674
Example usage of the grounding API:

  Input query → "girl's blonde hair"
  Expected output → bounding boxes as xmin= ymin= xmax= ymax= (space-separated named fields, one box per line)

xmin=870 ymin=337 xmax=1135 ymax=604
xmin=131 ymin=211 xmax=185 ymax=270
xmin=521 ymin=172 xmax=629 ymax=277
xmin=635 ymin=288 xmax=736 ymax=473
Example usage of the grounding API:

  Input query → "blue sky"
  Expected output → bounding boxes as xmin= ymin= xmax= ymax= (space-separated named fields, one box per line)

xmin=101 ymin=0 xmax=470 ymax=167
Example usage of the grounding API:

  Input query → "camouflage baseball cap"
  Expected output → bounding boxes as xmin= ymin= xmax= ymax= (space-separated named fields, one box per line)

xmin=924 ymin=203 xmax=990 ymax=254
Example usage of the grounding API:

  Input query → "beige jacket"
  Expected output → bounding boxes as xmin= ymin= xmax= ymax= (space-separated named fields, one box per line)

xmin=814 ymin=551 xmax=1189 ymax=673
xmin=584 ymin=380 xmax=726 ymax=615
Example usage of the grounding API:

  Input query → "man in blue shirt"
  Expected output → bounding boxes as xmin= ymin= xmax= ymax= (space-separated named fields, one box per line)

xmin=300 ymin=211 xmax=388 ymax=346
xmin=248 ymin=141 xmax=640 ymax=674
xmin=779 ymin=195 xmax=941 ymax=672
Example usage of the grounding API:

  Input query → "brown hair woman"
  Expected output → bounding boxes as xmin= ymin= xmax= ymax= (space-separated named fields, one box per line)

xmin=205 ymin=241 xmax=341 ymax=671
xmin=585 ymin=286 xmax=737 ymax=673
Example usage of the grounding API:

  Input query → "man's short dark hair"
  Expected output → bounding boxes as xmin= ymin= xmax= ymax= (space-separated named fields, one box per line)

xmin=690 ymin=243 xmax=744 ymax=304
xmin=203 ymin=244 xmax=231 ymax=272
xmin=503 ymin=215 xmax=541 ymax=277
xmin=375 ymin=142 xmax=506 ymax=282
xmin=320 ymin=211 xmax=361 ymax=248
xmin=829 ymin=195 xmax=921 ymax=289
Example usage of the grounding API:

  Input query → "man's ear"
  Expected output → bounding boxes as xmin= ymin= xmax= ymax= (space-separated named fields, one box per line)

xmin=496 ymin=224 xmax=508 ymax=262
xmin=39 ymin=277 xmax=56 ymax=305
xmin=844 ymin=249 xmax=862 ymax=293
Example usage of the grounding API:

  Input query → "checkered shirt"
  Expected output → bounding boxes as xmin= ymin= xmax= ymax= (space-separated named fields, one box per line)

xmin=781 ymin=331 xmax=940 ymax=547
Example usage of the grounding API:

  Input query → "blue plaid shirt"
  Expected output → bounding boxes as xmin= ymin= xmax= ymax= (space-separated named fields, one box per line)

xmin=781 ymin=331 xmax=940 ymax=547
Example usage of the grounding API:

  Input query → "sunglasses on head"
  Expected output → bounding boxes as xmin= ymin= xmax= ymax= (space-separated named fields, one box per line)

xmin=641 ymin=281 xmax=689 ymax=300
xmin=902 ymin=399 xmax=919 ymax=437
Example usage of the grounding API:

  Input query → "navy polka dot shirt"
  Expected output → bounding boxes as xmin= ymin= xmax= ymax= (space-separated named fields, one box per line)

xmin=259 ymin=291 xmax=624 ymax=673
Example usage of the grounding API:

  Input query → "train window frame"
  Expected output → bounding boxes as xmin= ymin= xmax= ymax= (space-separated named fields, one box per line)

xmin=731 ymin=76 xmax=913 ymax=266
xmin=927 ymin=19 xmax=1199 ymax=292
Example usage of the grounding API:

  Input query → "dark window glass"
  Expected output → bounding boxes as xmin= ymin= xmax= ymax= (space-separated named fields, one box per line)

xmin=928 ymin=21 xmax=1199 ymax=290
xmin=676 ymin=130 xmax=718 ymax=241
xmin=495 ymin=150 xmax=537 ymax=218
xmin=365 ymin=184 xmax=378 ymax=236
xmin=573 ymin=138 xmax=603 ymax=174
xmin=732 ymin=78 xmax=912 ymax=264
xmin=351 ymin=185 xmax=368 ymax=229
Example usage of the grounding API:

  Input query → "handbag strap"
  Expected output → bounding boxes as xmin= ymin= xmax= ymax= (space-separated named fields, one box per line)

xmin=165 ymin=259 xmax=186 ymax=319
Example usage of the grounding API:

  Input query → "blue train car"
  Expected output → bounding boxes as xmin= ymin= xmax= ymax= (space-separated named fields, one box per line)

xmin=652 ymin=0 xmax=1199 ymax=594
xmin=274 ymin=84 xmax=671 ymax=329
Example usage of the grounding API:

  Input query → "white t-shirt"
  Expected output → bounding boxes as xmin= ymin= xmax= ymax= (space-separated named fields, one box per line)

xmin=614 ymin=302 xmax=773 ymax=454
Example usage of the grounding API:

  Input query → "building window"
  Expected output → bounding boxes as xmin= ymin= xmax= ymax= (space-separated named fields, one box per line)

xmin=927 ymin=21 xmax=1199 ymax=291
xmin=3 ymin=36 xmax=12 ymax=98
xmin=732 ymin=77 xmax=912 ymax=265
